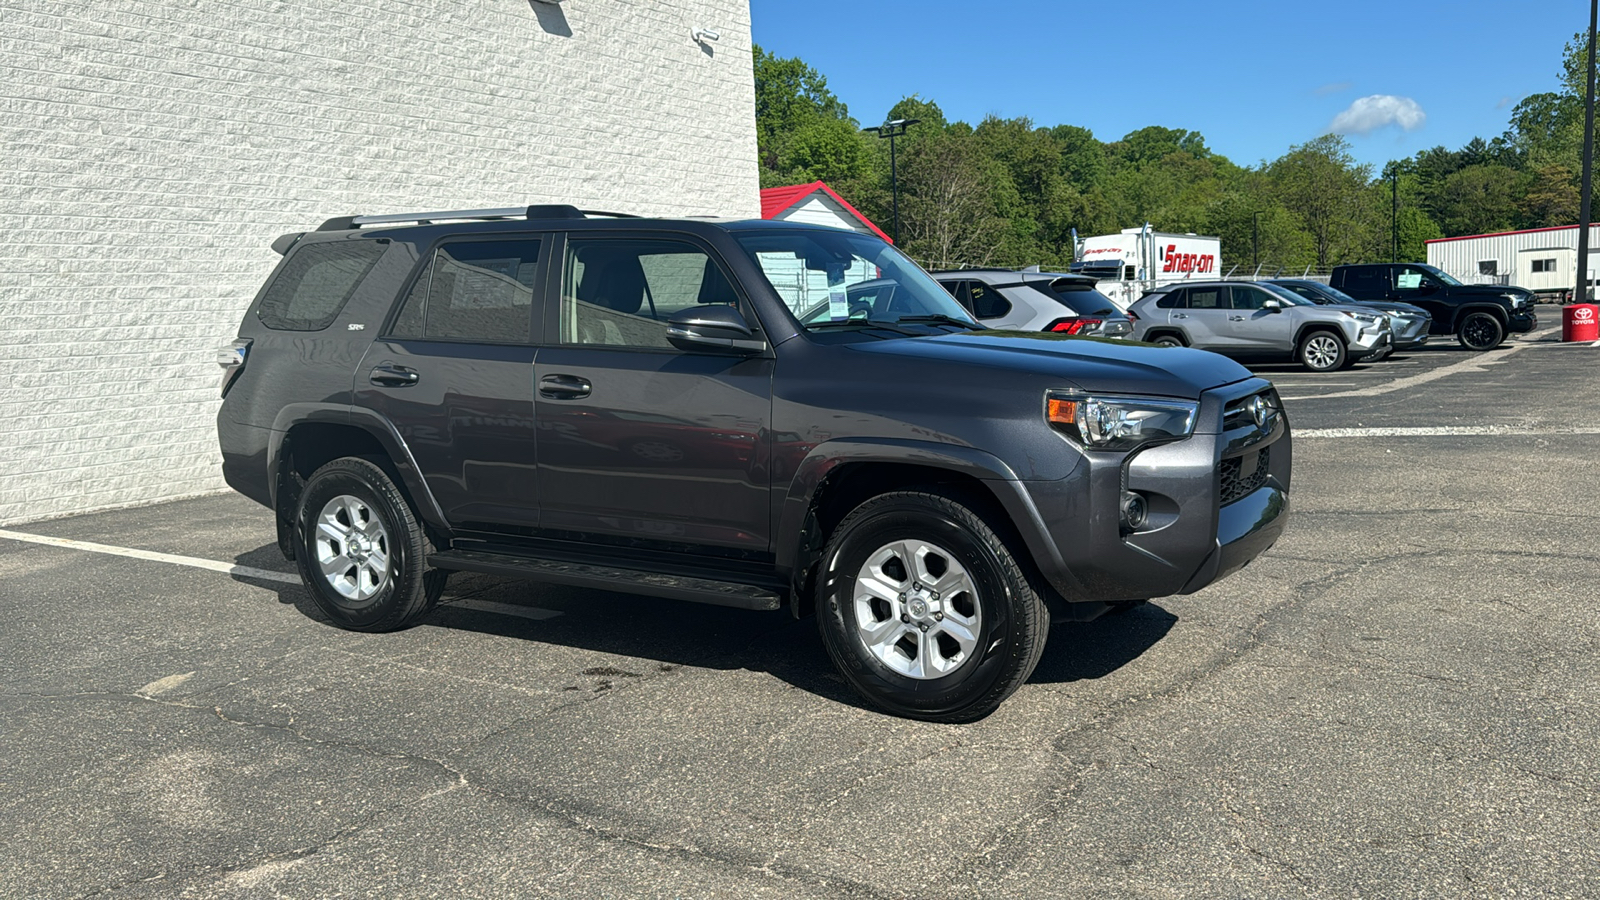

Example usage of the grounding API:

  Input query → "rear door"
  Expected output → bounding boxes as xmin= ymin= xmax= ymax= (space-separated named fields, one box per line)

xmin=1174 ymin=284 xmax=1233 ymax=348
xmin=354 ymin=236 xmax=546 ymax=535
xmin=533 ymin=234 xmax=775 ymax=553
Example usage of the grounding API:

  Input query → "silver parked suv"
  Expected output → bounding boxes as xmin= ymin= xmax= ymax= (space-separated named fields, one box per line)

xmin=933 ymin=269 xmax=1134 ymax=338
xmin=1128 ymin=281 xmax=1391 ymax=372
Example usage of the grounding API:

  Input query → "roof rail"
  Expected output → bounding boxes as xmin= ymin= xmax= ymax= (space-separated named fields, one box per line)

xmin=315 ymin=205 xmax=641 ymax=231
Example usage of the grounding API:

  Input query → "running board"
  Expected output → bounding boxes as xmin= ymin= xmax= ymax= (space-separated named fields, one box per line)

xmin=427 ymin=549 xmax=783 ymax=611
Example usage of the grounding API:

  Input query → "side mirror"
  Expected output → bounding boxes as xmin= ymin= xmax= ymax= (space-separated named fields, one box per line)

xmin=666 ymin=305 xmax=765 ymax=355
xmin=1263 ymin=298 xmax=1284 ymax=312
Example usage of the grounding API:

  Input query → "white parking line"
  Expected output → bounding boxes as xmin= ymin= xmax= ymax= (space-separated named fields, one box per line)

xmin=0 ymin=528 xmax=302 ymax=584
xmin=1296 ymin=425 xmax=1600 ymax=438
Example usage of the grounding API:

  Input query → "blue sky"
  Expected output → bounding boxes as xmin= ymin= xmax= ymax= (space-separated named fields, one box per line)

xmin=749 ymin=0 xmax=1586 ymax=170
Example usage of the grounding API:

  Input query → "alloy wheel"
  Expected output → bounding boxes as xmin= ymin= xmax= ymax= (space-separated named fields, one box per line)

xmin=852 ymin=539 xmax=981 ymax=679
xmin=313 ymin=495 xmax=391 ymax=602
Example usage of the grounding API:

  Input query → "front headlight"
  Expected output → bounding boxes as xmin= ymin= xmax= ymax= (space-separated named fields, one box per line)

xmin=1341 ymin=311 xmax=1383 ymax=326
xmin=1046 ymin=392 xmax=1199 ymax=452
xmin=1502 ymin=292 xmax=1528 ymax=308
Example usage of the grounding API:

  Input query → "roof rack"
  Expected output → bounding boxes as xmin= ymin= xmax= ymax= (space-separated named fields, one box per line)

xmin=317 ymin=205 xmax=639 ymax=231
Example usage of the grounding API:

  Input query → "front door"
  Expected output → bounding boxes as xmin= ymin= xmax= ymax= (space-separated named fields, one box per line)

xmin=1218 ymin=284 xmax=1295 ymax=350
xmin=534 ymin=235 xmax=775 ymax=553
xmin=355 ymin=237 xmax=546 ymax=534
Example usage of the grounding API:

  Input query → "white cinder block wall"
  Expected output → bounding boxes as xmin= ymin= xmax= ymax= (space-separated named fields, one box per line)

xmin=0 ymin=0 xmax=759 ymax=525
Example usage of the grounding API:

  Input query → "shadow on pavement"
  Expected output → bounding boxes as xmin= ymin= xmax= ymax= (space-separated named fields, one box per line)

xmin=232 ymin=544 xmax=1176 ymax=708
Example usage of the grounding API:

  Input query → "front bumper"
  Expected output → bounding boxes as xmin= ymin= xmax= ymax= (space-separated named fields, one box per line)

xmin=1350 ymin=324 xmax=1392 ymax=352
xmin=1509 ymin=309 xmax=1538 ymax=333
xmin=1393 ymin=315 xmax=1431 ymax=349
xmin=1016 ymin=379 xmax=1291 ymax=603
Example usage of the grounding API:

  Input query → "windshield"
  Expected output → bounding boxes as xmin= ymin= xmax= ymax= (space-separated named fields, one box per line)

xmin=733 ymin=230 xmax=977 ymax=331
xmin=1258 ymin=282 xmax=1318 ymax=306
xmin=1419 ymin=264 xmax=1463 ymax=286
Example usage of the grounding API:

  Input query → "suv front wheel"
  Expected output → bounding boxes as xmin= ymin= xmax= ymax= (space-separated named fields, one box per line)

xmin=293 ymin=457 xmax=446 ymax=632
xmin=817 ymin=490 xmax=1049 ymax=723
xmin=1297 ymin=330 xmax=1347 ymax=372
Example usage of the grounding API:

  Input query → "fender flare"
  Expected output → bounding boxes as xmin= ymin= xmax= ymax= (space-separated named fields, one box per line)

xmin=773 ymin=438 xmax=1071 ymax=591
xmin=1446 ymin=303 xmax=1509 ymax=332
xmin=267 ymin=404 xmax=450 ymax=532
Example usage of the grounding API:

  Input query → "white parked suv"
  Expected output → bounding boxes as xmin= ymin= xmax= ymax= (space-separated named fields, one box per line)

xmin=1127 ymin=281 xmax=1391 ymax=372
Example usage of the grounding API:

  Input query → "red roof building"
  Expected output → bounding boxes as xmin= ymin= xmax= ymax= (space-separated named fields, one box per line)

xmin=758 ymin=181 xmax=892 ymax=243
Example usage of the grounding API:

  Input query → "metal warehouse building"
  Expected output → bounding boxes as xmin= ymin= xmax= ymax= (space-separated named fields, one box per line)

xmin=1 ymin=1 xmax=758 ymax=525
xmin=1427 ymin=224 xmax=1600 ymax=300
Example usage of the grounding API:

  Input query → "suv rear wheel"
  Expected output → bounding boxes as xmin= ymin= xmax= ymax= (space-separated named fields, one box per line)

xmin=1297 ymin=330 xmax=1347 ymax=372
xmin=294 ymin=457 xmax=446 ymax=632
xmin=1458 ymin=311 xmax=1504 ymax=351
xmin=816 ymin=490 xmax=1049 ymax=723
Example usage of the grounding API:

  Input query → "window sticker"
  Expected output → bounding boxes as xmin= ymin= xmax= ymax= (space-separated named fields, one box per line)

xmin=827 ymin=262 xmax=849 ymax=320
xmin=1396 ymin=271 xmax=1422 ymax=289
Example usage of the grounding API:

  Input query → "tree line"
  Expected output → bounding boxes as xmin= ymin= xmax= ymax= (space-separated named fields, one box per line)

xmin=755 ymin=32 xmax=1597 ymax=273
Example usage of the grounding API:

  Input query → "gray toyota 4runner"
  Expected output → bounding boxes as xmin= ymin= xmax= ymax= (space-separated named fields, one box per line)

xmin=217 ymin=205 xmax=1292 ymax=722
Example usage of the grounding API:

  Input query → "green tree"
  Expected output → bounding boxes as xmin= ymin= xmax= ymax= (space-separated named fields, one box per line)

xmin=1268 ymin=136 xmax=1374 ymax=268
xmin=1433 ymin=164 xmax=1521 ymax=235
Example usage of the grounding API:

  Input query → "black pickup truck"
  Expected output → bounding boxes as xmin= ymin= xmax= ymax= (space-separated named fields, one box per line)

xmin=217 ymin=205 xmax=1292 ymax=722
xmin=1329 ymin=263 xmax=1537 ymax=350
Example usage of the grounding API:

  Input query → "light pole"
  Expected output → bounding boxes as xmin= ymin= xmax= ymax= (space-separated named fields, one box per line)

xmin=1389 ymin=163 xmax=1399 ymax=263
xmin=1578 ymin=0 xmax=1598 ymax=303
xmin=1252 ymin=211 xmax=1261 ymax=272
xmin=863 ymin=118 xmax=919 ymax=243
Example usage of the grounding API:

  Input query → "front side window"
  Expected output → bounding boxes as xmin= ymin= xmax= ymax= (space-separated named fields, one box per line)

xmin=258 ymin=240 xmax=387 ymax=331
xmin=733 ymin=229 xmax=975 ymax=331
xmin=1394 ymin=266 xmax=1434 ymax=291
xmin=560 ymin=238 xmax=740 ymax=349
xmin=389 ymin=240 xmax=540 ymax=343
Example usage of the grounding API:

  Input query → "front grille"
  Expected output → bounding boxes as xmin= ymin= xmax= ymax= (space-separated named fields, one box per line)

xmin=1223 ymin=390 xmax=1276 ymax=431
xmin=1219 ymin=445 xmax=1271 ymax=505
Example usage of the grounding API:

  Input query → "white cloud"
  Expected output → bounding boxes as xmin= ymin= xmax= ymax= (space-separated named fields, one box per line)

xmin=1328 ymin=95 xmax=1426 ymax=136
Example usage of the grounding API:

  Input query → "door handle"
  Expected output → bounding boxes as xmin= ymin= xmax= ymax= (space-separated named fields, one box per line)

xmin=369 ymin=365 xmax=419 ymax=387
xmin=1173 ymin=313 xmax=1188 ymax=319
xmin=539 ymin=374 xmax=591 ymax=399
xmin=1229 ymin=315 xmax=1245 ymax=321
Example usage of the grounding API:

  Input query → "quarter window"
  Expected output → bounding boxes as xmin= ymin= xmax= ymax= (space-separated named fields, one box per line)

xmin=1154 ymin=289 xmax=1186 ymax=309
xmin=257 ymin=240 xmax=387 ymax=331
xmin=561 ymin=238 xmax=741 ymax=349
xmin=968 ymin=282 xmax=1011 ymax=319
xmin=389 ymin=240 xmax=540 ymax=343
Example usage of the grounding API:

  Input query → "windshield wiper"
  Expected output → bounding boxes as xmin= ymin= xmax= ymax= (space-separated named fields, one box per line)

xmin=890 ymin=314 xmax=982 ymax=330
xmin=806 ymin=319 xmax=926 ymax=337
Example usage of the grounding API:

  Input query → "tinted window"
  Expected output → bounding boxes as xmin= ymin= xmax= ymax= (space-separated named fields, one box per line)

xmin=1340 ymin=267 xmax=1389 ymax=296
xmin=1394 ymin=265 xmax=1434 ymax=291
xmin=561 ymin=238 xmax=740 ymax=349
xmin=389 ymin=240 xmax=540 ymax=342
xmin=1230 ymin=286 xmax=1271 ymax=310
xmin=257 ymin=240 xmax=386 ymax=331
xmin=969 ymin=282 xmax=1011 ymax=319
xmin=1188 ymin=286 xmax=1225 ymax=309
xmin=1154 ymin=289 xmax=1185 ymax=309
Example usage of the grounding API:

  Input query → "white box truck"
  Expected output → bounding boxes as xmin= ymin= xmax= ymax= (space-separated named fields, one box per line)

xmin=1070 ymin=225 xmax=1222 ymax=309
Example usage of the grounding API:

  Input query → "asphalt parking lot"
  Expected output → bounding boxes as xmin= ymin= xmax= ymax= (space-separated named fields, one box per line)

xmin=3 ymin=321 xmax=1597 ymax=899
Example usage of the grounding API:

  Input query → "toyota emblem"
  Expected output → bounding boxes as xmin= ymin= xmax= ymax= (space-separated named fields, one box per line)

xmin=1576 ymin=307 xmax=1596 ymax=322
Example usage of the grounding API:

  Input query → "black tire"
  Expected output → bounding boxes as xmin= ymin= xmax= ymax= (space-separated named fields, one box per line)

xmin=293 ymin=457 xmax=446 ymax=632
xmin=1296 ymin=329 xmax=1347 ymax=372
xmin=1457 ymin=311 xmax=1504 ymax=350
xmin=816 ymin=490 xmax=1050 ymax=723
xmin=1150 ymin=333 xmax=1186 ymax=348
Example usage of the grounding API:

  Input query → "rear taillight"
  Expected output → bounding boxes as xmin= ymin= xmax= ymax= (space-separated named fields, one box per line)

xmin=1046 ymin=317 xmax=1102 ymax=335
xmin=1124 ymin=310 xmax=1139 ymax=321
xmin=217 ymin=339 xmax=251 ymax=397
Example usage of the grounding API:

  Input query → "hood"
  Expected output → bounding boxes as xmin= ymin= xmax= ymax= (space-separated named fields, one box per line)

xmin=848 ymin=330 xmax=1253 ymax=400
xmin=1449 ymin=283 xmax=1530 ymax=301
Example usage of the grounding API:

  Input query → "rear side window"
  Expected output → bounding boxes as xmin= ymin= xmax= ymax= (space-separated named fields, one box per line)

xmin=257 ymin=241 xmax=386 ymax=331
xmin=969 ymin=282 xmax=1011 ymax=319
xmin=389 ymin=240 xmax=541 ymax=343
xmin=1340 ymin=267 xmax=1388 ymax=296
xmin=1188 ymin=286 xmax=1225 ymax=309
